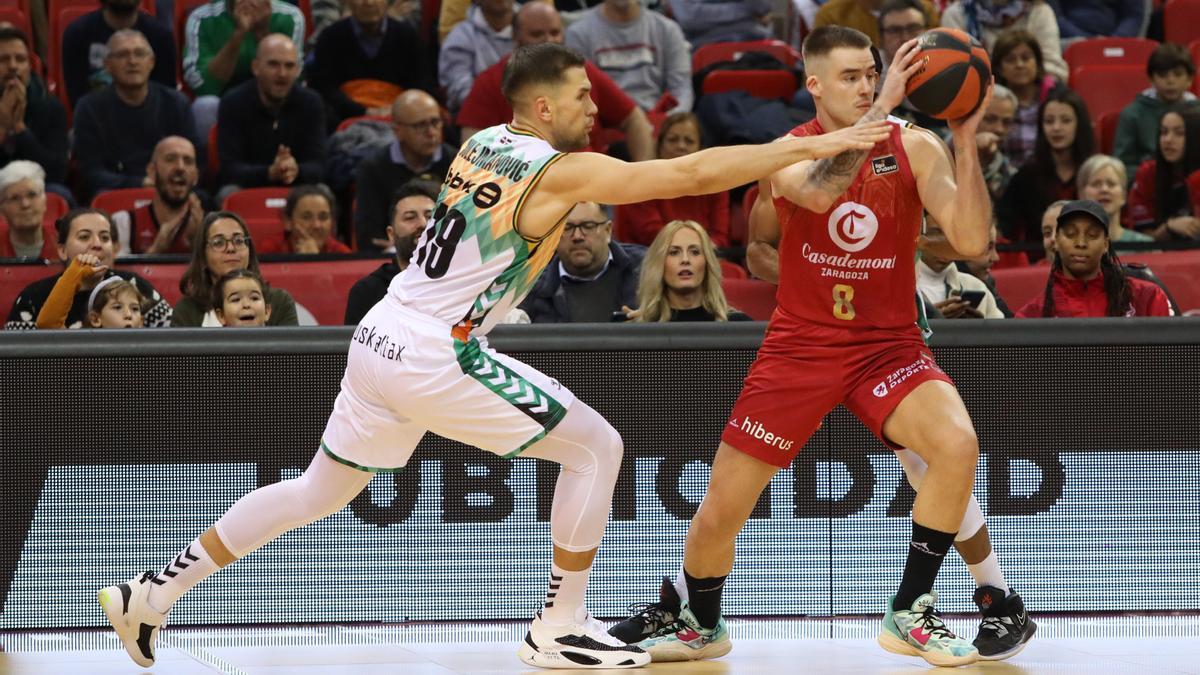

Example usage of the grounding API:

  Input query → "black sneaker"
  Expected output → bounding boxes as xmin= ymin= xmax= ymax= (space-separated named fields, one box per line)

xmin=972 ymin=585 xmax=1037 ymax=660
xmin=607 ymin=576 xmax=681 ymax=645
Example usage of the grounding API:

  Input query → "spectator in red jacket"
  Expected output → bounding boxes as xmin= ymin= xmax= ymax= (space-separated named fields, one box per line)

xmin=615 ymin=112 xmax=731 ymax=247
xmin=1127 ymin=101 xmax=1200 ymax=241
xmin=456 ymin=1 xmax=654 ymax=161
xmin=1017 ymin=199 xmax=1172 ymax=318
xmin=0 ymin=160 xmax=57 ymax=260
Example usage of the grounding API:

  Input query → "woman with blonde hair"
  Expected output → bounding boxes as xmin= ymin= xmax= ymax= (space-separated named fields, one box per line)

xmin=634 ymin=219 xmax=750 ymax=322
xmin=1076 ymin=153 xmax=1154 ymax=244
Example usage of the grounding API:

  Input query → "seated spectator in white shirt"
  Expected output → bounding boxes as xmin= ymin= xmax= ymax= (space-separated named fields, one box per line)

xmin=917 ymin=218 xmax=1005 ymax=319
xmin=669 ymin=0 xmax=771 ymax=49
xmin=439 ymin=0 xmax=515 ymax=110
xmin=566 ymin=0 xmax=693 ymax=114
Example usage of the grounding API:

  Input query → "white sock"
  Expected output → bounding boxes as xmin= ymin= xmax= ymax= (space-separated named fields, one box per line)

xmin=543 ymin=562 xmax=590 ymax=625
xmin=146 ymin=538 xmax=220 ymax=613
xmin=673 ymin=565 xmax=689 ymax=604
xmin=967 ymin=550 xmax=1009 ymax=594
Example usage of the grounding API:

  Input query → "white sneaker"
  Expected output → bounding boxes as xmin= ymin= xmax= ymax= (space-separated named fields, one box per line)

xmin=518 ymin=609 xmax=650 ymax=669
xmin=97 ymin=572 xmax=169 ymax=667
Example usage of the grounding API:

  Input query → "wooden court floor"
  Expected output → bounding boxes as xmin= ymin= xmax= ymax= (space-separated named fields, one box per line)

xmin=2 ymin=615 xmax=1197 ymax=674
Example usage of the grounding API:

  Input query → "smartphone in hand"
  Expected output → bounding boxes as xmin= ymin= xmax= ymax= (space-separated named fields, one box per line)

xmin=959 ymin=290 xmax=987 ymax=308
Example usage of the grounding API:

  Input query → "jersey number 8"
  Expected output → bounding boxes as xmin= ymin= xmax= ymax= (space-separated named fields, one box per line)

xmin=414 ymin=204 xmax=467 ymax=279
xmin=832 ymin=283 xmax=856 ymax=321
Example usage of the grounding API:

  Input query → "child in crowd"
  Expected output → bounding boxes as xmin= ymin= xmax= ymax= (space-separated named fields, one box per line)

xmin=1114 ymin=43 xmax=1197 ymax=180
xmin=86 ymin=277 xmax=146 ymax=328
xmin=212 ymin=269 xmax=273 ymax=327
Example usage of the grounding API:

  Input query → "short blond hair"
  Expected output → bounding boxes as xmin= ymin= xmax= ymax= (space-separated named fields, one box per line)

xmin=1076 ymin=154 xmax=1127 ymax=193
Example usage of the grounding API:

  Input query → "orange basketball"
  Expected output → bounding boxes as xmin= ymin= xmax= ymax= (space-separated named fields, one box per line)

xmin=904 ymin=28 xmax=991 ymax=121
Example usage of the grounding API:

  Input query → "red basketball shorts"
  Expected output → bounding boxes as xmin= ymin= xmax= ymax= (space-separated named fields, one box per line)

xmin=721 ymin=313 xmax=954 ymax=468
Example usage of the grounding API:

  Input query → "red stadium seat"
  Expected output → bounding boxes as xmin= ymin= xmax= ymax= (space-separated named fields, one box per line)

xmin=1064 ymin=37 xmax=1158 ymax=78
xmin=48 ymin=5 xmax=92 ymax=113
xmin=206 ymin=124 xmax=219 ymax=181
xmin=336 ymin=114 xmax=390 ymax=133
xmin=1165 ymin=0 xmax=1200 ymax=45
xmin=1069 ymin=65 xmax=1149 ymax=127
xmin=420 ymin=0 xmax=440 ymax=44
xmin=693 ymin=40 xmax=800 ymax=73
xmin=45 ymin=192 xmax=69 ymax=221
xmin=719 ymin=258 xmax=749 ymax=280
xmin=0 ymin=262 xmax=56 ymax=316
xmin=1096 ymin=110 xmax=1122 ymax=155
xmin=702 ymin=69 xmax=797 ymax=100
xmin=0 ymin=7 xmax=31 ymax=41
xmin=1190 ymin=40 xmax=1200 ymax=95
xmin=92 ymin=187 xmax=157 ymax=214
xmin=721 ymin=278 xmax=776 ymax=320
xmin=222 ymin=187 xmax=289 ymax=220
xmin=223 ymin=188 xmax=290 ymax=252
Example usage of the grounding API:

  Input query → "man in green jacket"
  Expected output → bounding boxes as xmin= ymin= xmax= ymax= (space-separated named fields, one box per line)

xmin=182 ymin=0 xmax=305 ymax=140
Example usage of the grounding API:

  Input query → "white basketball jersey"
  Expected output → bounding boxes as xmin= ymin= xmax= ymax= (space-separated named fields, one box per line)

xmin=388 ymin=125 xmax=568 ymax=338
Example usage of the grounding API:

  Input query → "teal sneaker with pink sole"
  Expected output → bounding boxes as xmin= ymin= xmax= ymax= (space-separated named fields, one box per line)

xmin=878 ymin=592 xmax=979 ymax=667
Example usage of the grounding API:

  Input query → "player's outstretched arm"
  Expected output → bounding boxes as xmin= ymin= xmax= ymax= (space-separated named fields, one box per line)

xmin=746 ymin=179 xmax=781 ymax=284
xmin=914 ymin=82 xmax=996 ymax=258
xmin=542 ymin=123 xmax=890 ymax=209
xmin=774 ymin=39 xmax=924 ymax=213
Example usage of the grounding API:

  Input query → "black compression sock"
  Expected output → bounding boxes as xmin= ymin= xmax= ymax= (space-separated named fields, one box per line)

xmin=893 ymin=522 xmax=957 ymax=612
xmin=683 ymin=568 xmax=727 ymax=630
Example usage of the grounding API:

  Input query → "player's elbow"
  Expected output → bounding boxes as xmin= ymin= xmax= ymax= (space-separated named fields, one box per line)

xmin=952 ymin=234 xmax=990 ymax=259
xmin=745 ymin=243 xmax=776 ymax=282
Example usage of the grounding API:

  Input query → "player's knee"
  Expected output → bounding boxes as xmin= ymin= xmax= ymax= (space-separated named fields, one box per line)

xmin=689 ymin=499 xmax=742 ymax=541
xmin=928 ymin=426 xmax=979 ymax=473
xmin=597 ymin=422 xmax=624 ymax=481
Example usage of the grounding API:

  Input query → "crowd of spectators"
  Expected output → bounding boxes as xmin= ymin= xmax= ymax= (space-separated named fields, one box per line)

xmin=0 ymin=0 xmax=1193 ymax=329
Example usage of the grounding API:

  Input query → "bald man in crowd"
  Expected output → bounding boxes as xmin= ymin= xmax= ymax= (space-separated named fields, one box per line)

xmin=354 ymin=89 xmax=456 ymax=251
xmin=112 ymin=136 xmax=207 ymax=255
xmin=216 ymin=33 xmax=326 ymax=200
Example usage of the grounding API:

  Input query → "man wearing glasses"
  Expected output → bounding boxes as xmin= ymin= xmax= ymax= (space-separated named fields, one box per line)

xmin=520 ymin=201 xmax=645 ymax=323
xmin=355 ymin=90 xmax=456 ymax=251
xmin=876 ymin=0 xmax=947 ymax=133
xmin=73 ymin=29 xmax=198 ymax=204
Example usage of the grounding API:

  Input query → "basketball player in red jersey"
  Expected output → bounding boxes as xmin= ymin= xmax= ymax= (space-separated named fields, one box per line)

xmin=613 ymin=27 xmax=1000 ymax=667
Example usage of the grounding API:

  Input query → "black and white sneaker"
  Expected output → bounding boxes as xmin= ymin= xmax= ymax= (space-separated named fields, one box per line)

xmin=97 ymin=571 xmax=169 ymax=667
xmin=973 ymin=585 xmax=1037 ymax=660
xmin=518 ymin=609 xmax=650 ymax=669
xmin=607 ymin=576 xmax=681 ymax=645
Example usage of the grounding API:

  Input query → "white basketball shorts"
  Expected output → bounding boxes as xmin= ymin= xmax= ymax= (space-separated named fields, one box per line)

xmin=321 ymin=296 xmax=576 ymax=472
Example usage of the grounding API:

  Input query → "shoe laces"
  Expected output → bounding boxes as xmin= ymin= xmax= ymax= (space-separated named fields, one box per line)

xmin=979 ymin=615 xmax=1006 ymax=633
xmin=624 ymin=601 xmax=675 ymax=629
xmin=914 ymin=607 xmax=957 ymax=640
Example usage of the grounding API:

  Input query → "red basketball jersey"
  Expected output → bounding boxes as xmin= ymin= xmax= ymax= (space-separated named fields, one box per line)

xmin=774 ymin=117 xmax=924 ymax=330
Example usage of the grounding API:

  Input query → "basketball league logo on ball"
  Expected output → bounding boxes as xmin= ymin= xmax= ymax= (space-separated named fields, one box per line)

xmin=905 ymin=28 xmax=992 ymax=121
xmin=828 ymin=202 xmax=879 ymax=253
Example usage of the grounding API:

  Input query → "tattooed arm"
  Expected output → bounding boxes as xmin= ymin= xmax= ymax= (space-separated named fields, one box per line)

xmin=770 ymin=39 xmax=925 ymax=213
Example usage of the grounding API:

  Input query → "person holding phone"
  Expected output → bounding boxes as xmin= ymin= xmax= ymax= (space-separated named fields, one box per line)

xmin=917 ymin=217 xmax=1005 ymax=320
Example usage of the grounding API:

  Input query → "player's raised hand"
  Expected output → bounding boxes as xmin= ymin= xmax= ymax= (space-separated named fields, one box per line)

xmin=877 ymin=38 xmax=924 ymax=112
xmin=799 ymin=121 xmax=891 ymax=159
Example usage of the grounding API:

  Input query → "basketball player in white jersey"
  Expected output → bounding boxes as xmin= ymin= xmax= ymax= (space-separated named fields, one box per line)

xmin=97 ymin=43 xmax=888 ymax=670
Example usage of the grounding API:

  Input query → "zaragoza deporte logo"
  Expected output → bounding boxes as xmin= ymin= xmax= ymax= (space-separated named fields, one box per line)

xmin=827 ymin=202 xmax=879 ymax=253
